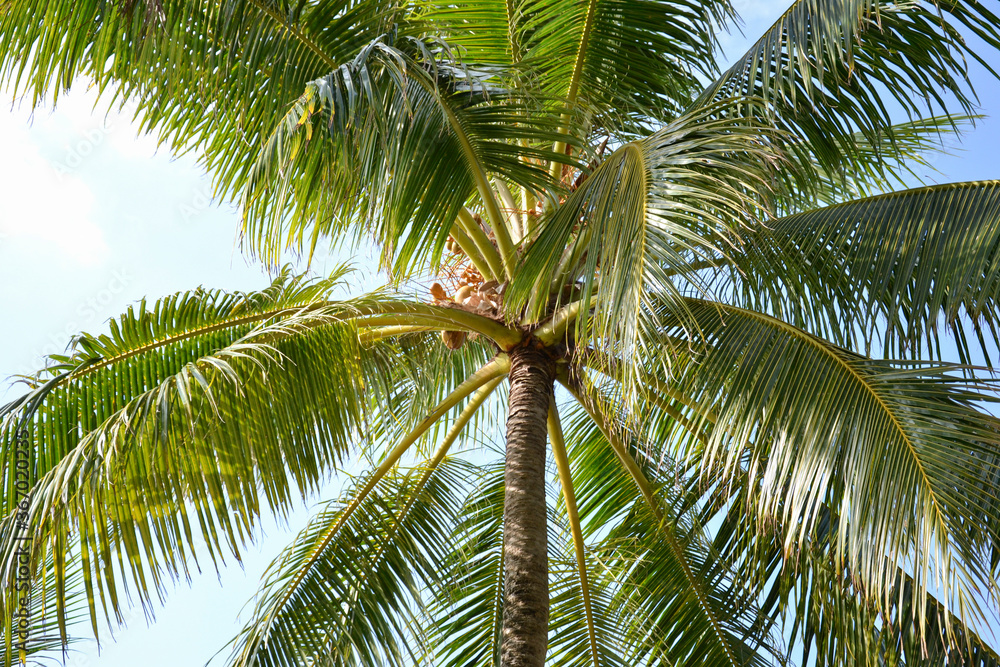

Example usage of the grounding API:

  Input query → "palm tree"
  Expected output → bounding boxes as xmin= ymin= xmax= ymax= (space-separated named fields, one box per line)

xmin=3 ymin=0 xmax=1000 ymax=665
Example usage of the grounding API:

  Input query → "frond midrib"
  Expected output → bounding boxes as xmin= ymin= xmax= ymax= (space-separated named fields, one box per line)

xmin=563 ymin=379 xmax=742 ymax=666
xmin=700 ymin=299 xmax=949 ymax=543
xmin=56 ymin=298 xmax=520 ymax=386
xmin=566 ymin=0 xmax=600 ymax=107
xmin=775 ymin=179 xmax=1000 ymax=226
xmin=505 ymin=0 xmax=521 ymax=64
xmin=548 ymin=404 xmax=600 ymax=667
xmin=245 ymin=0 xmax=338 ymax=71
xmin=66 ymin=304 xmax=319 ymax=379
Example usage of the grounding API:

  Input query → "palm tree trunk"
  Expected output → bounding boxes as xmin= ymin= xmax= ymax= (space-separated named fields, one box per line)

xmin=501 ymin=346 xmax=555 ymax=667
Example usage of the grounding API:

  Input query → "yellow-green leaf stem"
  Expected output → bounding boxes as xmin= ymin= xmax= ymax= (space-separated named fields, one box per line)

xmin=534 ymin=296 xmax=596 ymax=346
xmin=457 ymin=207 xmax=506 ymax=280
xmin=349 ymin=302 xmax=521 ymax=349
xmin=493 ymin=178 xmax=524 ymax=242
xmin=449 ymin=222 xmax=496 ymax=281
xmin=505 ymin=0 xmax=522 ymax=64
xmin=367 ymin=375 xmax=508 ymax=556
xmin=549 ymin=0 xmax=600 ymax=180
xmin=522 ymin=185 xmax=537 ymax=236
xmin=561 ymin=377 xmax=741 ymax=667
xmin=246 ymin=0 xmax=338 ymax=70
xmin=324 ymin=375 xmax=506 ymax=631
xmin=426 ymin=376 xmax=505 ymax=475
xmin=258 ymin=356 xmax=510 ymax=631
xmin=549 ymin=227 xmax=593 ymax=295
xmin=50 ymin=300 xmax=516 ymax=389
xmin=411 ymin=75 xmax=517 ymax=278
xmin=560 ymin=378 xmax=655 ymax=507
xmin=547 ymin=403 xmax=600 ymax=667
xmin=358 ymin=326 xmax=434 ymax=343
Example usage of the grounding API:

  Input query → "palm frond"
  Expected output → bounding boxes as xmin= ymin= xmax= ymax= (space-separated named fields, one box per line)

xmin=417 ymin=0 xmax=527 ymax=68
xmin=0 ymin=548 xmax=87 ymax=667
xmin=0 ymin=0 xmax=399 ymax=220
xmin=733 ymin=180 xmax=1000 ymax=364
xmin=709 ymin=485 xmax=1000 ymax=666
xmin=559 ymin=383 xmax=780 ymax=666
xmin=519 ymin=0 xmax=732 ymax=135
xmin=240 ymin=31 xmax=567 ymax=274
xmin=225 ymin=367 xmax=505 ymax=667
xmin=656 ymin=298 xmax=1000 ymax=647
xmin=782 ymin=539 xmax=1000 ymax=666
xmin=512 ymin=102 xmax=784 ymax=404
xmin=0 ymin=268 xmax=506 ymax=647
xmin=427 ymin=462 xmax=507 ymax=667
xmin=226 ymin=458 xmax=475 ymax=667
xmin=546 ymin=507 xmax=629 ymax=667
xmin=773 ymin=115 xmax=978 ymax=211
xmin=696 ymin=0 xmax=1000 ymax=197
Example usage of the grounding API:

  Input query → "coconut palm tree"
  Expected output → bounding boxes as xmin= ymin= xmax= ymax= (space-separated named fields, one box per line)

xmin=4 ymin=0 xmax=1000 ymax=665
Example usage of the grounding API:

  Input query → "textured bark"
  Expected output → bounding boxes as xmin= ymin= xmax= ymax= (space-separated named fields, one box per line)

xmin=501 ymin=346 xmax=556 ymax=667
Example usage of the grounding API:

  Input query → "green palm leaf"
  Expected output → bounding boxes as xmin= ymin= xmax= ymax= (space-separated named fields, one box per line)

xmin=226 ymin=458 xmax=474 ymax=667
xmin=545 ymin=511 xmax=628 ymax=667
xmin=429 ymin=462 xmax=507 ymax=667
xmin=695 ymin=0 xmax=1000 ymax=194
xmin=558 ymin=388 xmax=780 ymax=667
xmin=711 ymin=490 xmax=1000 ymax=666
xmin=3 ymin=1 xmax=1000 ymax=664
xmin=0 ymin=0 xmax=400 ymax=210
xmin=241 ymin=32 xmax=566 ymax=273
xmin=770 ymin=115 xmax=978 ymax=211
xmin=226 ymin=366 xmax=506 ymax=667
xmin=0 ymin=549 xmax=87 ymax=663
xmin=416 ymin=0 xmax=526 ymax=68
xmin=512 ymin=101 xmax=784 ymax=406
xmin=657 ymin=298 xmax=1000 ymax=646
xmin=735 ymin=180 xmax=1000 ymax=364
xmin=0 ymin=268 xmax=509 ymax=647
xmin=518 ymin=0 xmax=730 ymax=131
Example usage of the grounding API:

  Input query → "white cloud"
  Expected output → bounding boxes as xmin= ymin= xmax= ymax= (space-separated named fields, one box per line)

xmin=106 ymin=120 xmax=162 ymax=160
xmin=0 ymin=108 xmax=108 ymax=266
xmin=0 ymin=81 xmax=170 ymax=267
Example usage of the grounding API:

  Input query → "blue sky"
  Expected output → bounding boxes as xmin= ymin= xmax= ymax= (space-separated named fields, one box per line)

xmin=2 ymin=2 xmax=1000 ymax=664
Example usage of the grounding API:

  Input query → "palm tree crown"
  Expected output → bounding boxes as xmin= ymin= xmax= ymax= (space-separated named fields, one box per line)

xmin=3 ymin=1 xmax=1000 ymax=665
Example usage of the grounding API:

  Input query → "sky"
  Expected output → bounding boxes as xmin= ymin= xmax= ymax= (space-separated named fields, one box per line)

xmin=1 ymin=2 xmax=999 ymax=665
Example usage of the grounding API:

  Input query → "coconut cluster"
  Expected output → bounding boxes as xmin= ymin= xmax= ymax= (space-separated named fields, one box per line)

xmin=430 ymin=237 xmax=506 ymax=349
